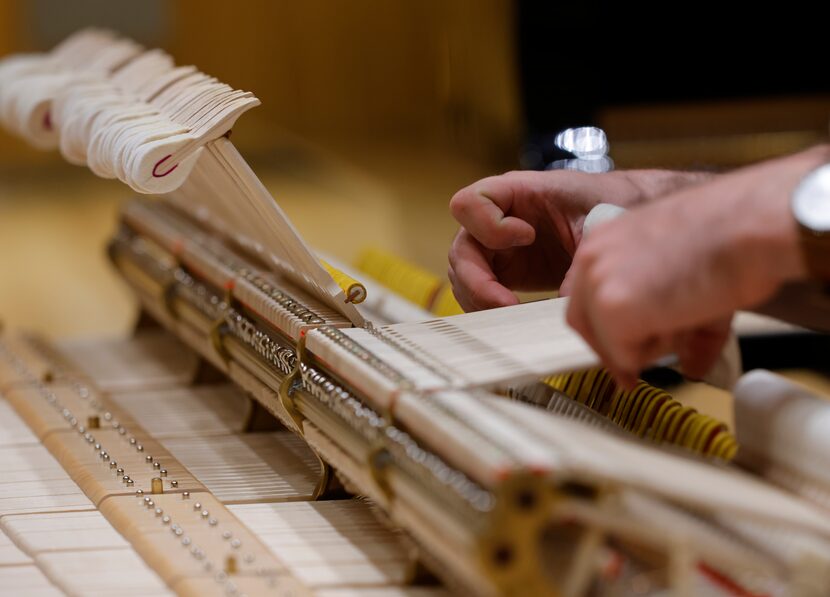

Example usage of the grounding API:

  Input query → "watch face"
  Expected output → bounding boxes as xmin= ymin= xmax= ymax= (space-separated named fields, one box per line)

xmin=793 ymin=163 xmax=830 ymax=233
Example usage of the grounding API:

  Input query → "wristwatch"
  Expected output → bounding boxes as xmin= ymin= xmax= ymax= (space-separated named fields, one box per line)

xmin=792 ymin=163 xmax=830 ymax=281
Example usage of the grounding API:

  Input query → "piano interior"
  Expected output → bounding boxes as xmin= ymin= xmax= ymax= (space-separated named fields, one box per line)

xmin=0 ymin=6 xmax=829 ymax=597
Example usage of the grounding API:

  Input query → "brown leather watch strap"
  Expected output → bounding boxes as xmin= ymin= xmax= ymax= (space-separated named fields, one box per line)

xmin=799 ymin=225 xmax=830 ymax=282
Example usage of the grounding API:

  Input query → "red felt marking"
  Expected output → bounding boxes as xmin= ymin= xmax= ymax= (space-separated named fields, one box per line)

xmin=152 ymin=155 xmax=179 ymax=178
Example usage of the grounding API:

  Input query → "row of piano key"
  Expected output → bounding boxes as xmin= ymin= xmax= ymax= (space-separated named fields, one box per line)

xmin=0 ymin=330 xmax=447 ymax=596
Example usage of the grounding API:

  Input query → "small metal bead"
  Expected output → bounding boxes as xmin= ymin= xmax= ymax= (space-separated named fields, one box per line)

xmin=201 ymin=510 xmax=209 ymax=519
xmin=116 ymin=468 xmax=124 ymax=475
xmin=146 ymin=500 xmax=155 ymax=508
xmin=170 ymin=480 xmax=178 ymax=488
xmin=103 ymin=412 xmax=112 ymax=421
xmin=145 ymin=455 xmax=153 ymax=463
xmin=182 ymin=491 xmax=190 ymax=499
xmin=144 ymin=497 xmax=152 ymax=504
xmin=175 ymin=527 xmax=184 ymax=537
xmin=94 ymin=443 xmax=101 ymax=450
xmin=135 ymin=489 xmax=144 ymax=497
xmin=155 ymin=508 xmax=163 ymax=517
xmin=222 ymin=531 xmax=232 ymax=540
xmin=118 ymin=427 xmax=126 ymax=435
xmin=160 ymin=469 xmax=168 ymax=477
xmin=136 ymin=444 xmax=144 ymax=452
xmin=230 ymin=539 xmax=241 ymax=549
xmin=77 ymin=426 xmax=86 ymax=434
xmin=153 ymin=462 xmax=161 ymax=470
xmin=194 ymin=502 xmax=202 ymax=511
xmin=109 ymin=461 xmax=117 ymax=469
xmin=100 ymin=452 xmax=108 ymax=460
xmin=162 ymin=515 xmax=171 ymax=524
xmin=121 ymin=475 xmax=130 ymax=483
xmin=208 ymin=518 xmax=218 ymax=526
xmin=126 ymin=479 xmax=134 ymax=486
xmin=129 ymin=438 xmax=137 ymax=445
xmin=181 ymin=537 xmax=191 ymax=546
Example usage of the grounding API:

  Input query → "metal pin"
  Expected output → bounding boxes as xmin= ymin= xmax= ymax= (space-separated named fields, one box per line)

xmin=153 ymin=462 xmax=161 ymax=470
xmin=136 ymin=489 xmax=144 ymax=497
xmin=87 ymin=415 xmax=100 ymax=429
xmin=182 ymin=537 xmax=191 ymax=546
xmin=126 ymin=479 xmax=134 ymax=486
xmin=194 ymin=502 xmax=202 ymax=511
xmin=151 ymin=477 xmax=163 ymax=494
xmin=225 ymin=555 xmax=238 ymax=574
xmin=109 ymin=460 xmax=117 ymax=469
xmin=160 ymin=469 xmax=168 ymax=477
xmin=136 ymin=444 xmax=144 ymax=452
xmin=103 ymin=412 xmax=112 ymax=421
xmin=116 ymin=468 xmax=124 ymax=475
xmin=208 ymin=518 xmax=217 ymax=526
xmin=170 ymin=480 xmax=178 ymax=488
xmin=94 ymin=443 xmax=101 ymax=450
xmin=118 ymin=427 xmax=126 ymax=435
xmin=146 ymin=500 xmax=155 ymax=508
xmin=222 ymin=531 xmax=232 ymax=540
xmin=182 ymin=492 xmax=190 ymax=499
xmin=154 ymin=508 xmax=163 ymax=517
xmin=129 ymin=438 xmax=137 ymax=445
xmin=201 ymin=510 xmax=209 ymax=519
xmin=144 ymin=497 xmax=152 ymax=504
xmin=162 ymin=515 xmax=171 ymax=524
xmin=145 ymin=455 xmax=153 ymax=463
xmin=175 ymin=528 xmax=184 ymax=537
xmin=230 ymin=539 xmax=241 ymax=549
xmin=121 ymin=475 xmax=130 ymax=483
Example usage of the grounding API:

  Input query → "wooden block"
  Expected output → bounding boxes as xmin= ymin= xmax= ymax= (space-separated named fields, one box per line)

xmin=173 ymin=575 xmax=310 ymax=597
xmin=99 ymin=493 xmax=286 ymax=586
xmin=43 ymin=429 xmax=205 ymax=505
xmin=0 ymin=336 xmax=62 ymax=389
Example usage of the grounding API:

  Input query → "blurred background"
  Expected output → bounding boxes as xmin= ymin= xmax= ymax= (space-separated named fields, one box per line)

xmin=0 ymin=0 xmax=828 ymax=339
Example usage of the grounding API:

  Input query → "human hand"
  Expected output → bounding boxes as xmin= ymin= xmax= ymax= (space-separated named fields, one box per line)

xmin=448 ymin=169 xmax=711 ymax=312
xmin=563 ymin=146 xmax=829 ymax=387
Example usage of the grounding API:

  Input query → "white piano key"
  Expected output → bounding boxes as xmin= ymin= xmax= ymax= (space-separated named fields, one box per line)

xmin=2 ymin=511 xmax=129 ymax=553
xmin=108 ymin=384 xmax=248 ymax=439
xmin=0 ymin=399 xmax=39 ymax=447
xmin=229 ymin=501 xmax=412 ymax=588
xmin=56 ymin=331 xmax=198 ymax=392
xmin=160 ymin=432 xmax=321 ymax=503
xmin=0 ymin=564 xmax=64 ymax=596
xmin=0 ymin=527 xmax=32 ymax=565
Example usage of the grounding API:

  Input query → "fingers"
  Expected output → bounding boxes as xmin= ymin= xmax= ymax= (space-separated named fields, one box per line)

xmin=448 ymin=229 xmax=519 ymax=312
xmin=450 ymin=174 xmax=536 ymax=250
xmin=675 ymin=316 xmax=733 ymax=380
